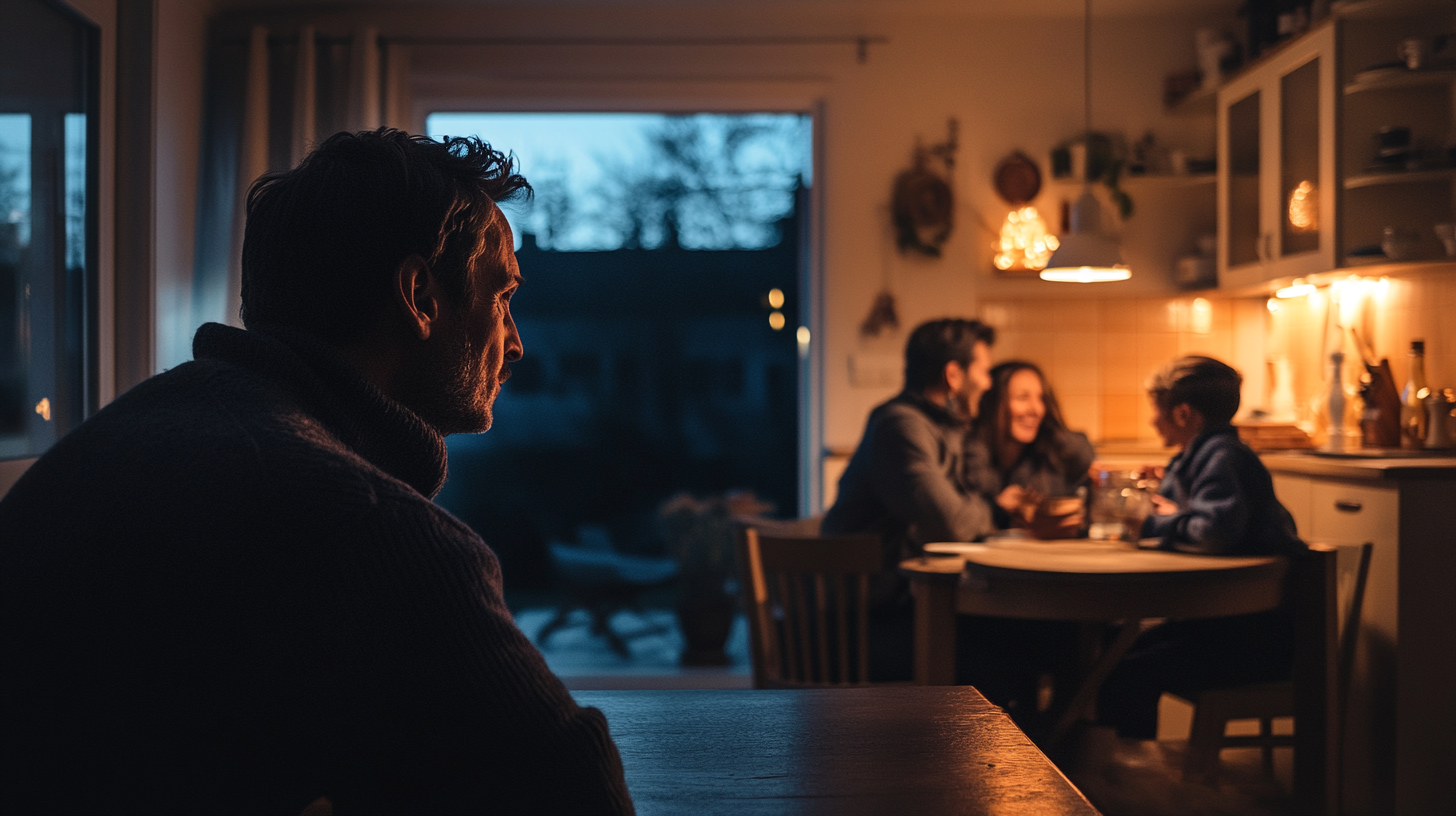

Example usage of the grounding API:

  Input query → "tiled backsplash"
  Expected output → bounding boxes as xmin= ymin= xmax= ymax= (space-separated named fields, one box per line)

xmin=980 ymin=272 xmax=1455 ymax=444
xmin=980 ymin=297 xmax=1257 ymax=443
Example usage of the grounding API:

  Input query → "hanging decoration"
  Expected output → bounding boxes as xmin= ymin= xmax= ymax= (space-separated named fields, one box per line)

xmin=989 ymin=151 xmax=1057 ymax=272
xmin=891 ymin=118 xmax=958 ymax=257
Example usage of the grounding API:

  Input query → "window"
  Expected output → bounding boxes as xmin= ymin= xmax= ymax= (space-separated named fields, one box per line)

xmin=0 ymin=0 xmax=99 ymax=462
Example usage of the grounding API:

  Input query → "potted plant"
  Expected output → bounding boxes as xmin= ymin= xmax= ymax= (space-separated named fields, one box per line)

xmin=658 ymin=490 xmax=772 ymax=666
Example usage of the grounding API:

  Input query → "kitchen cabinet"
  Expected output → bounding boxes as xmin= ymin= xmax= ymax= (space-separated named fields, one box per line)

xmin=1339 ymin=7 xmax=1456 ymax=266
xmin=1267 ymin=454 xmax=1456 ymax=816
xmin=1218 ymin=23 xmax=1338 ymax=288
xmin=1213 ymin=2 xmax=1456 ymax=291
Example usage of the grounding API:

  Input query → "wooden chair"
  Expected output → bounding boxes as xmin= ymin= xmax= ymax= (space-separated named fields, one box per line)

xmin=738 ymin=526 xmax=894 ymax=688
xmin=1180 ymin=541 xmax=1372 ymax=816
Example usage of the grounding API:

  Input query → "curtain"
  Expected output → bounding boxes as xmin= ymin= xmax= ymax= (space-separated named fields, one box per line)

xmin=191 ymin=25 xmax=410 ymax=330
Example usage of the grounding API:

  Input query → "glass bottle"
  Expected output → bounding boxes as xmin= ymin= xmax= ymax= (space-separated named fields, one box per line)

xmin=1401 ymin=340 xmax=1428 ymax=449
xmin=1327 ymin=351 xmax=1345 ymax=451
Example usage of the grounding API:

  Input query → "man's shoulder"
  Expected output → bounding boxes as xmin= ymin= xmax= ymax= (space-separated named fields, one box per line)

xmin=869 ymin=394 xmax=940 ymax=430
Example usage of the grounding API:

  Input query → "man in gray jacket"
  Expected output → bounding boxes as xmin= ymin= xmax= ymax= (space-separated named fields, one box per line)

xmin=824 ymin=318 xmax=998 ymax=564
xmin=822 ymin=318 xmax=997 ymax=681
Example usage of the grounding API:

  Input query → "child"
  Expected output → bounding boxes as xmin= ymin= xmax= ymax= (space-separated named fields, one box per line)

xmin=1097 ymin=355 xmax=1305 ymax=739
xmin=1139 ymin=355 xmax=1304 ymax=556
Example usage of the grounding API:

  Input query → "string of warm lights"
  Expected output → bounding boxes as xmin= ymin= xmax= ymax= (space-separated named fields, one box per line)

xmin=993 ymin=207 xmax=1059 ymax=271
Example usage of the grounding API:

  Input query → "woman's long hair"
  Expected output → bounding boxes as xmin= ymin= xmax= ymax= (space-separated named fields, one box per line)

xmin=973 ymin=360 xmax=1074 ymax=473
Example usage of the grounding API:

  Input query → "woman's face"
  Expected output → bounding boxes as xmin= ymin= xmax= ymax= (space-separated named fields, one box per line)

xmin=1003 ymin=369 xmax=1046 ymax=445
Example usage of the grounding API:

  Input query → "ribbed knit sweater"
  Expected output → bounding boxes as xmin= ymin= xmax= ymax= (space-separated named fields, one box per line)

xmin=0 ymin=323 xmax=634 ymax=815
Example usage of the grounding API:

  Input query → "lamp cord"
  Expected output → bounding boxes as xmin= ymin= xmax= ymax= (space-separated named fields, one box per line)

xmin=1084 ymin=0 xmax=1092 ymax=138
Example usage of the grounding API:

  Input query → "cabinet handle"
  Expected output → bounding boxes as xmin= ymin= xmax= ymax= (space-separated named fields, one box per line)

xmin=1334 ymin=500 xmax=1363 ymax=513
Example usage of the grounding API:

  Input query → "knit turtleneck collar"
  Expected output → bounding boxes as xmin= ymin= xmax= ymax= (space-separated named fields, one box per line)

xmin=899 ymin=389 xmax=972 ymax=429
xmin=191 ymin=323 xmax=449 ymax=498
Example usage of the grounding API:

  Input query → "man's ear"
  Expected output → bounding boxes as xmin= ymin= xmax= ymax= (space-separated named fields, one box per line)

xmin=394 ymin=255 xmax=439 ymax=341
xmin=943 ymin=360 xmax=964 ymax=392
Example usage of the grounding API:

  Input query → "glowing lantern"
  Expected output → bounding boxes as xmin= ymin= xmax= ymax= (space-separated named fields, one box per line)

xmin=993 ymin=206 xmax=1060 ymax=271
xmin=1287 ymin=180 xmax=1317 ymax=232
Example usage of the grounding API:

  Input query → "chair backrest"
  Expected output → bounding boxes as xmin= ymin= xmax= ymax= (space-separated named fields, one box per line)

xmin=738 ymin=527 xmax=885 ymax=688
xmin=1291 ymin=541 xmax=1371 ymax=816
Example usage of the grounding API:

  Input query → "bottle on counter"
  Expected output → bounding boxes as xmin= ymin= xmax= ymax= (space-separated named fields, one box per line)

xmin=1326 ymin=351 xmax=1346 ymax=451
xmin=1401 ymin=340 xmax=1428 ymax=450
xmin=1426 ymin=389 xmax=1454 ymax=450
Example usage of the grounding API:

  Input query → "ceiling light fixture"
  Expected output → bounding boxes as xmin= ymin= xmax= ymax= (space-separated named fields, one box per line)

xmin=1041 ymin=0 xmax=1130 ymax=283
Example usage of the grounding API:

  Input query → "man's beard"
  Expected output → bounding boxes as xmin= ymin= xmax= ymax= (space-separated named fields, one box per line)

xmin=949 ymin=380 xmax=977 ymax=421
xmin=405 ymin=325 xmax=496 ymax=435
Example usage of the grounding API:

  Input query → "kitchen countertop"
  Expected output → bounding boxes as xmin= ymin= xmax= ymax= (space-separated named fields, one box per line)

xmin=1261 ymin=451 xmax=1456 ymax=481
xmin=1092 ymin=441 xmax=1456 ymax=481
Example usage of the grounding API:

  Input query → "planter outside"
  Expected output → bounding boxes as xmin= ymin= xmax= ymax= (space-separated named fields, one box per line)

xmin=675 ymin=590 xmax=737 ymax=666
xmin=659 ymin=490 xmax=771 ymax=668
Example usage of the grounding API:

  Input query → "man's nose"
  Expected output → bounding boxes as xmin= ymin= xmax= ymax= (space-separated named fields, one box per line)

xmin=506 ymin=320 xmax=523 ymax=362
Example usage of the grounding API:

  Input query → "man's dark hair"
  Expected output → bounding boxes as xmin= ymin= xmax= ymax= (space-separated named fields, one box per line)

xmin=1147 ymin=355 xmax=1243 ymax=426
xmin=241 ymin=128 xmax=531 ymax=341
xmin=903 ymin=318 xmax=995 ymax=392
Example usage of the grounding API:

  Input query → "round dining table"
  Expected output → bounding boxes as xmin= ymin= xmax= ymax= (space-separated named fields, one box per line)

xmin=899 ymin=538 xmax=1289 ymax=744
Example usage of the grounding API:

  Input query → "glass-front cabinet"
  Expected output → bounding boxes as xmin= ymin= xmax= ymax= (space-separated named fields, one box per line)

xmin=1218 ymin=23 xmax=1337 ymax=288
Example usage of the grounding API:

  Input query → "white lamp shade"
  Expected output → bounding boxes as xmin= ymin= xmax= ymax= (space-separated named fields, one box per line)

xmin=1040 ymin=188 xmax=1129 ymax=282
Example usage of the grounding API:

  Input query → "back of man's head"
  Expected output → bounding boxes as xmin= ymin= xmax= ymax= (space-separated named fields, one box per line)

xmin=903 ymin=318 xmax=995 ymax=392
xmin=241 ymin=128 xmax=530 ymax=342
xmin=1148 ymin=355 xmax=1243 ymax=426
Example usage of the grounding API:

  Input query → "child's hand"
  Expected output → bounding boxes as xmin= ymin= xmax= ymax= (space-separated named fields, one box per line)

xmin=1150 ymin=494 xmax=1179 ymax=516
xmin=1135 ymin=464 xmax=1165 ymax=481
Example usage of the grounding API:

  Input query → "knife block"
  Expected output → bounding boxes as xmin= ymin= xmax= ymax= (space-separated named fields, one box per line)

xmin=1359 ymin=359 xmax=1402 ymax=448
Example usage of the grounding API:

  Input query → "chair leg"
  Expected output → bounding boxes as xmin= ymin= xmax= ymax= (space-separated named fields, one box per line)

xmin=1184 ymin=705 xmax=1226 ymax=783
xmin=536 ymin=605 xmax=576 ymax=648
xmin=589 ymin=603 xmax=632 ymax=658
xmin=1259 ymin=717 xmax=1275 ymax=778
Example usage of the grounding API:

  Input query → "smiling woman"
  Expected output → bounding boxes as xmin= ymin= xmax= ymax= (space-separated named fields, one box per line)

xmin=969 ymin=360 xmax=1096 ymax=535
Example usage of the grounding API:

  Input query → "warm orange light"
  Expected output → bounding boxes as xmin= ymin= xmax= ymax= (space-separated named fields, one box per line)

xmin=767 ymin=288 xmax=785 ymax=309
xmin=1287 ymin=180 xmax=1317 ymax=232
xmin=993 ymin=206 xmax=1059 ymax=271
xmin=768 ymin=311 xmax=786 ymax=330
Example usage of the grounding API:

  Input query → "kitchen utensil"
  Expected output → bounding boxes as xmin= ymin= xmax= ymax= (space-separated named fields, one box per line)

xmin=1434 ymin=223 xmax=1455 ymax=257
xmin=1377 ymin=126 xmax=1411 ymax=150
xmin=1359 ymin=359 xmax=1403 ymax=448
xmin=1397 ymin=38 xmax=1428 ymax=70
xmin=1382 ymin=227 xmax=1419 ymax=261
xmin=1426 ymin=392 xmax=1454 ymax=449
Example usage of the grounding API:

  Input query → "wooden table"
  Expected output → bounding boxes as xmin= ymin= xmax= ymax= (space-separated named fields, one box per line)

xmin=573 ymin=687 xmax=1099 ymax=816
xmin=901 ymin=539 xmax=1289 ymax=743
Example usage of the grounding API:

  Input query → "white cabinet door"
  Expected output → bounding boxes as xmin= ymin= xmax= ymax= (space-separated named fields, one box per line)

xmin=1272 ymin=472 xmax=1313 ymax=538
xmin=1218 ymin=22 xmax=1337 ymax=289
xmin=1308 ymin=479 xmax=1399 ymax=816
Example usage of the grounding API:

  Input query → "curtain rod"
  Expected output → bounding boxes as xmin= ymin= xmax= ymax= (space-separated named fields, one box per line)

xmin=226 ymin=33 xmax=889 ymax=64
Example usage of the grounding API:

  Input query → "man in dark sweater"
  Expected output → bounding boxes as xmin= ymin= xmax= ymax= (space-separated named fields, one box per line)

xmin=0 ymin=130 xmax=633 ymax=814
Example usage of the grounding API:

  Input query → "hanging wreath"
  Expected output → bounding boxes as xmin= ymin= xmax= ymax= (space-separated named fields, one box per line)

xmin=892 ymin=118 xmax=958 ymax=257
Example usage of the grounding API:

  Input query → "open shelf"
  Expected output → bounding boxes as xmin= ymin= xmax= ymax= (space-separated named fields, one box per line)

xmin=1049 ymin=173 xmax=1215 ymax=189
xmin=1346 ymin=68 xmax=1456 ymax=95
xmin=1165 ymin=86 xmax=1216 ymax=116
xmin=1344 ymin=167 xmax=1456 ymax=189
xmin=1332 ymin=0 xmax=1456 ymax=21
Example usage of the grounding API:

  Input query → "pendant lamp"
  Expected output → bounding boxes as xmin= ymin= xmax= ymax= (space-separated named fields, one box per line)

xmin=1041 ymin=0 xmax=1130 ymax=283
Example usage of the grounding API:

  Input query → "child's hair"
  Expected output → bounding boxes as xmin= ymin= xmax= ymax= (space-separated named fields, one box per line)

xmin=1147 ymin=356 xmax=1243 ymax=426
